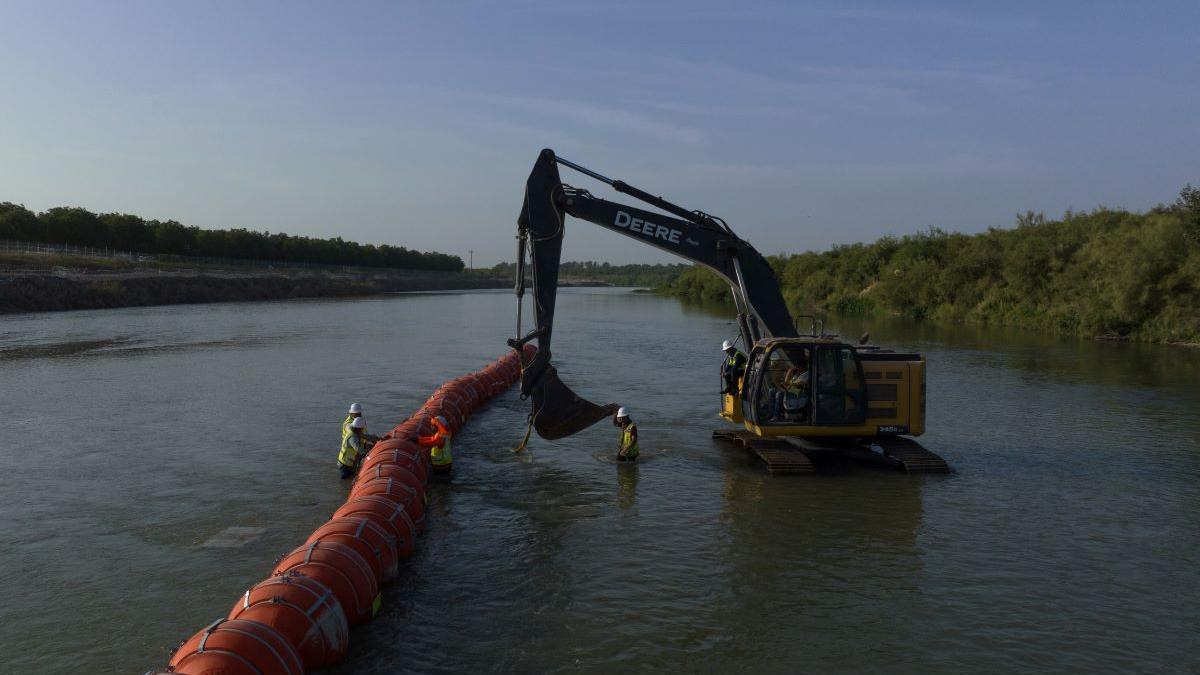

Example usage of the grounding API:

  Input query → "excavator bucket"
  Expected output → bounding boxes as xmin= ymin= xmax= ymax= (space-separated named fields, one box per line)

xmin=521 ymin=350 xmax=618 ymax=439
xmin=531 ymin=369 xmax=619 ymax=439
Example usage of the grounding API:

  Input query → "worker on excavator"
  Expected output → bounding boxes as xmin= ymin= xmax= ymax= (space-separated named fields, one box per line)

xmin=721 ymin=340 xmax=748 ymax=395
xmin=615 ymin=407 xmax=639 ymax=462
xmin=419 ymin=415 xmax=453 ymax=474
xmin=338 ymin=417 xmax=368 ymax=478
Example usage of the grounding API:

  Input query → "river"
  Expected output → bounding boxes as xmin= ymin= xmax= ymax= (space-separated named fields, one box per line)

xmin=1 ymin=288 xmax=1197 ymax=673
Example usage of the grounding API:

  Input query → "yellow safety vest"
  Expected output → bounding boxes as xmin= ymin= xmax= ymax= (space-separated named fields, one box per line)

xmin=338 ymin=432 xmax=364 ymax=468
xmin=343 ymin=414 xmax=368 ymax=444
xmin=430 ymin=434 xmax=453 ymax=467
xmin=620 ymin=423 xmax=639 ymax=457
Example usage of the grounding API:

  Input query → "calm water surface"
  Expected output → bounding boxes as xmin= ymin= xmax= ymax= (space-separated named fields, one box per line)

xmin=1 ymin=289 xmax=1197 ymax=673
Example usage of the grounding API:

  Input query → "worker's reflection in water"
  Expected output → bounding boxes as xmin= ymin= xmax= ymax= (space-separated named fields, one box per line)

xmin=616 ymin=459 xmax=639 ymax=512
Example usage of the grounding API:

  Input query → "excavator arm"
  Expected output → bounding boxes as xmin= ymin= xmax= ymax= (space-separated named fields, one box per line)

xmin=509 ymin=148 xmax=796 ymax=440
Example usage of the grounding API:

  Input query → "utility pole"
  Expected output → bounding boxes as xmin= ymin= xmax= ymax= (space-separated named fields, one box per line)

xmin=469 ymin=250 xmax=474 ymax=271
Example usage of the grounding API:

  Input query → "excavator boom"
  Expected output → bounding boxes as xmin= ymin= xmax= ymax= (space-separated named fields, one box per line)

xmin=510 ymin=148 xmax=795 ymax=440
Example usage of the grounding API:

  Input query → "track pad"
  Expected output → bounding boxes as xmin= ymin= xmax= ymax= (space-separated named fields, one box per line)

xmin=530 ymin=365 xmax=619 ymax=440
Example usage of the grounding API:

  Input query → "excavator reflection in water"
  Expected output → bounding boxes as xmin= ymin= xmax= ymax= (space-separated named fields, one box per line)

xmin=507 ymin=149 xmax=948 ymax=473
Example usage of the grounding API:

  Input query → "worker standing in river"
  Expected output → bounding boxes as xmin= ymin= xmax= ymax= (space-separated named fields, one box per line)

xmin=342 ymin=403 xmax=362 ymax=444
xmin=419 ymin=415 xmax=453 ymax=474
xmin=337 ymin=417 xmax=368 ymax=478
xmin=721 ymin=340 xmax=748 ymax=395
xmin=615 ymin=407 xmax=639 ymax=462
xmin=343 ymin=402 xmax=379 ymax=446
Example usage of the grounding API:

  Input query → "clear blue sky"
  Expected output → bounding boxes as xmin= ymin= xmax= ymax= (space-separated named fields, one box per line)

xmin=2 ymin=1 xmax=1197 ymax=266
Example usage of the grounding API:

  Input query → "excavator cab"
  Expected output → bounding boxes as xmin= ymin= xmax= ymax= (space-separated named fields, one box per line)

xmin=741 ymin=338 xmax=867 ymax=430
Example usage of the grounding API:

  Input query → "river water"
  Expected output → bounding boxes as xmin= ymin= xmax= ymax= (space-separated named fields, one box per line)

xmin=1 ymin=288 xmax=1197 ymax=674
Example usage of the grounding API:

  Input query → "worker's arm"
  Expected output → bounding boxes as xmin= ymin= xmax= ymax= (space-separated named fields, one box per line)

xmin=417 ymin=428 xmax=443 ymax=447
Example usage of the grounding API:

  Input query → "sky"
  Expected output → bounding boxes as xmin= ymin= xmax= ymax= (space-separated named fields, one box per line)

xmin=1 ymin=1 xmax=1197 ymax=267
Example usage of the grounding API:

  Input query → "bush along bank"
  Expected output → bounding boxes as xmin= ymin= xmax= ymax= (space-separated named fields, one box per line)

xmin=662 ymin=186 xmax=1200 ymax=345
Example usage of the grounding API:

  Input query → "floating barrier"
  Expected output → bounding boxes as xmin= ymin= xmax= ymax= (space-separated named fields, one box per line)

xmin=169 ymin=618 xmax=304 ymax=675
xmin=272 ymin=540 xmax=380 ymax=626
xmin=227 ymin=574 xmax=349 ymax=669
xmin=151 ymin=346 xmax=531 ymax=674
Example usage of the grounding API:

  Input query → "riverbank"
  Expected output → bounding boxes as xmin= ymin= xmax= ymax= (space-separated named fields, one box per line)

xmin=0 ymin=255 xmax=509 ymax=313
xmin=0 ymin=252 xmax=627 ymax=314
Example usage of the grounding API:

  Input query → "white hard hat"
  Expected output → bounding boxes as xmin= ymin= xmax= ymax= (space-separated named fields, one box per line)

xmin=616 ymin=406 xmax=629 ymax=418
xmin=348 ymin=403 xmax=362 ymax=414
xmin=722 ymin=340 xmax=734 ymax=351
xmin=349 ymin=417 xmax=366 ymax=429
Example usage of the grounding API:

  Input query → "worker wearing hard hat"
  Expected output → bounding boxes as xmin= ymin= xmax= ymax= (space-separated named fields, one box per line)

xmin=614 ymin=407 xmax=639 ymax=462
xmin=721 ymin=339 xmax=748 ymax=395
xmin=342 ymin=402 xmax=363 ymax=446
xmin=338 ymin=416 xmax=368 ymax=479
xmin=342 ymin=402 xmax=379 ymax=448
xmin=418 ymin=415 xmax=453 ymax=474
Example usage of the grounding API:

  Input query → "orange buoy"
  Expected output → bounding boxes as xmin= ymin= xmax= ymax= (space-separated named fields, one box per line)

xmin=273 ymin=541 xmax=380 ymax=626
xmin=400 ymin=413 xmax=435 ymax=437
xmin=227 ymin=573 xmax=349 ymax=669
xmin=302 ymin=521 xmax=386 ymax=583
xmin=307 ymin=516 xmax=401 ymax=580
xmin=360 ymin=446 xmax=429 ymax=483
xmin=163 ymin=652 xmax=258 ymax=674
xmin=169 ymin=618 xmax=304 ymax=675
xmin=355 ymin=463 xmax=425 ymax=503
xmin=423 ymin=401 xmax=463 ymax=432
xmin=333 ymin=495 xmax=417 ymax=558
xmin=364 ymin=438 xmax=429 ymax=467
xmin=349 ymin=477 xmax=426 ymax=531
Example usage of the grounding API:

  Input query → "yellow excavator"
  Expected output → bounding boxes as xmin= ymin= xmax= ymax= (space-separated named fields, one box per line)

xmin=507 ymin=149 xmax=948 ymax=474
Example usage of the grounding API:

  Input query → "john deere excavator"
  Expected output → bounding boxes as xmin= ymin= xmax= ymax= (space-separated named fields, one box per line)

xmin=506 ymin=149 xmax=948 ymax=474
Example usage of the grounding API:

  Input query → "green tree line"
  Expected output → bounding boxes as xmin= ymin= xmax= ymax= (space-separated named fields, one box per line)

xmin=663 ymin=185 xmax=1200 ymax=343
xmin=488 ymin=260 xmax=687 ymax=287
xmin=0 ymin=203 xmax=463 ymax=271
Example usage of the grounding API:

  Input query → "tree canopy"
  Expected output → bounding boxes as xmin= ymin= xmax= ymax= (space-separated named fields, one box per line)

xmin=0 ymin=203 xmax=463 ymax=271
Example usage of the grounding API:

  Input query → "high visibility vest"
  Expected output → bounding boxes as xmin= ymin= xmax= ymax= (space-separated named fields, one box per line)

xmin=343 ymin=414 xmax=368 ymax=446
xmin=620 ymin=423 xmax=639 ymax=457
xmin=430 ymin=433 xmax=453 ymax=467
xmin=338 ymin=432 xmax=364 ymax=468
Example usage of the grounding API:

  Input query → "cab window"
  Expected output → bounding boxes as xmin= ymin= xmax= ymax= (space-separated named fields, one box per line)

xmin=812 ymin=347 xmax=866 ymax=425
xmin=753 ymin=345 xmax=814 ymax=425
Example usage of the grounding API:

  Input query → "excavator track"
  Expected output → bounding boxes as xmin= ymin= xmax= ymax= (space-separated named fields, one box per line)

xmin=872 ymin=436 xmax=950 ymax=473
xmin=715 ymin=429 xmax=950 ymax=475
xmin=712 ymin=429 xmax=814 ymax=474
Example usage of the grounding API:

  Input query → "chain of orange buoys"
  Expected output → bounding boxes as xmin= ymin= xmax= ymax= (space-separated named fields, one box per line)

xmin=145 ymin=345 xmax=534 ymax=674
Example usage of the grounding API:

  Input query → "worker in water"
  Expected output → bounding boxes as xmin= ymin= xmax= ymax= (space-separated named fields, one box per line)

xmin=614 ymin=407 xmax=639 ymax=462
xmin=721 ymin=340 xmax=747 ymax=395
xmin=343 ymin=402 xmax=363 ymax=443
xmin=337 ymin=416 xmax=368 ymax=479
xmin=342 ymin=402 xmax=379 ymax=446
xmin=418 ymin=415 xmax=453 ymax=474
